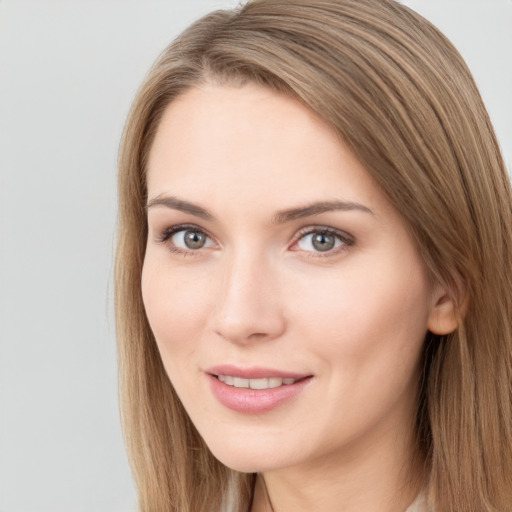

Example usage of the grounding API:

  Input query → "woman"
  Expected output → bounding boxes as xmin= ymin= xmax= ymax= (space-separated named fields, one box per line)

xmin=115 ymin=0 xmax=512 ymax=510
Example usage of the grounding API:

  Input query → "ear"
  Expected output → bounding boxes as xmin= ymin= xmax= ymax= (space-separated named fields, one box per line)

xmin=427 ymin=284 xmax=462 ymax=335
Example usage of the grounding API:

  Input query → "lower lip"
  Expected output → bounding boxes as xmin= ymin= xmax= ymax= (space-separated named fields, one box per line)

xmin=207 ymin=374 xmax=312 ymax=414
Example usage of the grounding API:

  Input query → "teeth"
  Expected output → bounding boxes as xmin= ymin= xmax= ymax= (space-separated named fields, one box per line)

xmin=233 ymin=377 xmax=249 ymax=388
xmin=249 ymin=378 xmax=272 ymax=390
xmin=268 ymin=377 xmax=283 ymax=388
xmin=217 ymin=375 xmax=299 ymax=389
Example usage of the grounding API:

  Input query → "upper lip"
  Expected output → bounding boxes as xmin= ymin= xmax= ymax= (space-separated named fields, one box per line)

xmin=206 ymin=364 xmax=311 ymax=380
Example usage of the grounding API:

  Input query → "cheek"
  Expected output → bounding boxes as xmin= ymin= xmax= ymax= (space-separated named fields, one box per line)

xmin=141 ymin=256 xmax=214 ymax=362
xmin=285 ymin=261 xmax=431 ymax=445
xmin=291 ymin=257 xmax=431 ymax=366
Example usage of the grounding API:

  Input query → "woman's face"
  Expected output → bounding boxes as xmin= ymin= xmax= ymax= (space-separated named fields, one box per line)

xmin=142 ymin=83 xmax=444 ymax=473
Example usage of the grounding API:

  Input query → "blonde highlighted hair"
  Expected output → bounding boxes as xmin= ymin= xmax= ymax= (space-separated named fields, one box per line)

xmin=115 ymin=1 xmax=512 ymax=510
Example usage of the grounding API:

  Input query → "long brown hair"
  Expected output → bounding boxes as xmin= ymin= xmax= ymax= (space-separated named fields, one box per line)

xmin=115 ymin=1 xmax=512 ymax=510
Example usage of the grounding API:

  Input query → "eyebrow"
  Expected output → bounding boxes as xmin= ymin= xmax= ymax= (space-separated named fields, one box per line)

xmin=147 ymin=195 xmax=214 ymax=220
xmin=146 ymin=195 xmax=374 ymax=223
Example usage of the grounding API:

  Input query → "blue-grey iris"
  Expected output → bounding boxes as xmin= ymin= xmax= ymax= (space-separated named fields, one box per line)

xmin=312 ymin=233 xmax=335 ymax=251
xmin=185 ymin=231 xmax=207 ymax=249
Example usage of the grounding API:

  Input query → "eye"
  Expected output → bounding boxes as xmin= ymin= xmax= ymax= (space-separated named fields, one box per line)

xmin=295 ymin=227 xmax=353 ymax=255
xmin=157 ymin=224 xmax=215 ymax=254
xmin=173 ymin=229 xmax=212 ymax=250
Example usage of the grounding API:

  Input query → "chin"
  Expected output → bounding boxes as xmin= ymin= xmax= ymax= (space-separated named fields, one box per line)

xmin=204 ymin=435 xmax=296 ymax=473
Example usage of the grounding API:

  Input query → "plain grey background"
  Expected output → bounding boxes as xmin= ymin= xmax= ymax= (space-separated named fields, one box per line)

xmin=0 ymin=1 xmax=510 ymax=511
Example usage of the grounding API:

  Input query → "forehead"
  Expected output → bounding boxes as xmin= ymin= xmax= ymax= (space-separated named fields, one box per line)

xmin=146 ymin=83 xmax=387 ymax=215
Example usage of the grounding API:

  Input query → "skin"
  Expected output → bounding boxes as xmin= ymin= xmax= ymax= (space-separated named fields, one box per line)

xmin=142 ymin=83 xmax=457 ymax=512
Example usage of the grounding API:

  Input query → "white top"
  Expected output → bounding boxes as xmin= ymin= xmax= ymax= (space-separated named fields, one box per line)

xmin=405 ymin=492 xmax=428 ymax=512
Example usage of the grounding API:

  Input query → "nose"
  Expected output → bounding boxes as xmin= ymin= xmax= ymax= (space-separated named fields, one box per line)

xmin=212 ymin=249 xmax=286 ymax=345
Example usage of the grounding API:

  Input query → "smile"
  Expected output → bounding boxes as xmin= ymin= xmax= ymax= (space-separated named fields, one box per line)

xmin=216 ymin=375 xmax=299 ymax=389
xmin=207 ymin=368 xmax=313 ymax=414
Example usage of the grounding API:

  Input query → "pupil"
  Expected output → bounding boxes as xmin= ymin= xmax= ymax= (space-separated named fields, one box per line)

xmin=184 ymin=231 xmax=206 ymax=249
xmin=312 ymin=233 xmax=335 ymax=252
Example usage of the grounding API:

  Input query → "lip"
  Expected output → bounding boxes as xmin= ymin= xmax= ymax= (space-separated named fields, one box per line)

xmin=206 ymin=365 xmax=313 ymax=414
xmin=206 ymin=364 xmax=310 ymax=380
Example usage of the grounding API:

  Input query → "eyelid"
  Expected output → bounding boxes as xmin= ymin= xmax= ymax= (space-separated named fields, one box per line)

xmin=293 ymin=225 xmax=355 ymax=244
xmin=156 ymin=223 xmax=211 ymax=242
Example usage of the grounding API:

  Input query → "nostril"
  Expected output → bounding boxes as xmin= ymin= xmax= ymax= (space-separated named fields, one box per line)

xmin=248 ymin=332 xmax=268 ymax=340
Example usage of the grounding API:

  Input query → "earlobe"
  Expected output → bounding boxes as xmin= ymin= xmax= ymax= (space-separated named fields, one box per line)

xmin=427 ymin=286 xmax=462 ymax=335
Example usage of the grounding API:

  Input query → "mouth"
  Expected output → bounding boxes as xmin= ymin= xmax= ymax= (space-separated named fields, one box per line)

xmin=215 ymin=374 xmax=307 ymax=390
xmin=206 ymin=366 xmax=314 ymax=414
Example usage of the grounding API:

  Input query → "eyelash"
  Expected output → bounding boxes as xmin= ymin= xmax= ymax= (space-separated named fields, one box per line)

xmin=155 ymin=223 xmax=355 ymax=259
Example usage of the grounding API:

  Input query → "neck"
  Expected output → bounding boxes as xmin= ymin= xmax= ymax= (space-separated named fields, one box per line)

xmin=250 ymin=421 xmax=425 ymax=512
